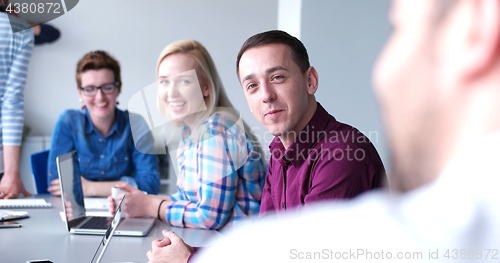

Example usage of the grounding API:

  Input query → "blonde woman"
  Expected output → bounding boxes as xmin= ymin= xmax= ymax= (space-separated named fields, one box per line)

xmin=110 ymin=40 xmax=266 ymax=230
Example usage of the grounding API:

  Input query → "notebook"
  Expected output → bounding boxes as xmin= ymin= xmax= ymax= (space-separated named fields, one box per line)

xmin=0 ymin=199 xmax=51 ymax=208
xmin=57 ymin=150 xmax=155 ymax=236
xmin=90 ymin=194 xmax=124 ymax=263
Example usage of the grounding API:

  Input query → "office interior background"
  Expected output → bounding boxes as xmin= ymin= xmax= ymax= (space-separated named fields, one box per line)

xmin=19 ymin=0 xmax=392 ymax=193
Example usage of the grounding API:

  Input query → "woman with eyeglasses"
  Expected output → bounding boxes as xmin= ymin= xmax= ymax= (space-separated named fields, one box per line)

xmin=46 ymin=51 xmax=160 ymax=197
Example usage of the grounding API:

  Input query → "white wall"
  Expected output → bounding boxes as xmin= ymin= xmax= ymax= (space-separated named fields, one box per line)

xmin=301 ymin=0 xmax=392 ymax=166
xmin=24 ymin=0 xmax=278 ymax=153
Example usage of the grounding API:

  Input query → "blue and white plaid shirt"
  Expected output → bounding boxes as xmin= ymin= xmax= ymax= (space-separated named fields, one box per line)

xmin=165 ymin=113 xmax=265 ymax=230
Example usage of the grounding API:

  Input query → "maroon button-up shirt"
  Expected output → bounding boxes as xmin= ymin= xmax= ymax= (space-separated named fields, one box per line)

xmin=260 ymin=103 xmax=385 ymax=216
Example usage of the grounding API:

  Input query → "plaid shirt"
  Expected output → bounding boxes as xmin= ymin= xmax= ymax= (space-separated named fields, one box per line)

xmin=166 ymin=113 xmax=265 ymax=230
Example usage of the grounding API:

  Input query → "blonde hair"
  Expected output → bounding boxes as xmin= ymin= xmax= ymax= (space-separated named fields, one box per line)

xmin=156 ymin=40 xmax=264 ymax=159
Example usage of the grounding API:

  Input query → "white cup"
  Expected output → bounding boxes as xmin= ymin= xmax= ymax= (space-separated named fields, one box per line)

xmin=111 ymin=186 xmax=127 ymax=215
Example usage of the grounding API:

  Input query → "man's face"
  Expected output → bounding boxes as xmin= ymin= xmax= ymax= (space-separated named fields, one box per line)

xmin=373 ymin=0 xmax=447 ymax=189
xmin=238 ymin=43 xmax=313 ymax=138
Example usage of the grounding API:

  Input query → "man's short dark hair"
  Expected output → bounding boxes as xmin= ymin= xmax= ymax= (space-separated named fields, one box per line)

xmin=236 ymin=30 xmax=310 ymax=78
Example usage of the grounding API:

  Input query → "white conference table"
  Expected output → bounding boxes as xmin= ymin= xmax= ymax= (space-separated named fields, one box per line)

xmin=0 ymin=195 xmax=222 ymax=263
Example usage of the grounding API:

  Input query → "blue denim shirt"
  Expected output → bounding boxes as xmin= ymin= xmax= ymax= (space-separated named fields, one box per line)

xmin=47 ymin=108 xmax=160 ymax=195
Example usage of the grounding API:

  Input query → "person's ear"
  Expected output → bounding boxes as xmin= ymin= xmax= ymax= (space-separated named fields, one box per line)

xmin=76 ymin=86 xmax=83 ymax=97
xmin=202 ymin=84 xmax=210 ymax=97
xmin=305 ymin=66 xmax=319 ymax=95
xmin=455 ymin=0 xmax=500 ymax=83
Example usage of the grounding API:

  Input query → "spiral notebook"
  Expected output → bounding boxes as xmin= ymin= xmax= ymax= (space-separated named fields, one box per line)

xmin=0 ymin=198 xmax=52 ymax=208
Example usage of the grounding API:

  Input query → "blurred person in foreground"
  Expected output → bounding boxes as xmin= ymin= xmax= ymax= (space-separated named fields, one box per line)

xmin=149 ymin=0 xmax=500 ymax=262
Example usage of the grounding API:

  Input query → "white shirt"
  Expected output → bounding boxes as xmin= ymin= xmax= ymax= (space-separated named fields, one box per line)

xmin=195 ymin=132 xmax=500 ymax=262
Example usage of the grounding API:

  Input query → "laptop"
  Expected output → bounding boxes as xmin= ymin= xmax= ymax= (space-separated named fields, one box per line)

xmin=57 ymin=150 xmax=155 ymax=236
xmin=91 ymin=193 xmax=125 ymax=263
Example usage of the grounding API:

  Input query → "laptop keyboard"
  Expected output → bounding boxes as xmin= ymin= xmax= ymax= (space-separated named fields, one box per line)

xmin=80 ymin=217 xmax=111 ymax=229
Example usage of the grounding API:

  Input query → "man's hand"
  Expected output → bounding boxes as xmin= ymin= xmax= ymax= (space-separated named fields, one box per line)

xmin=146 ymin=230 xmax=194 ymax=263
xmin=107 ymin=194 xmax=118 ymax=216
xmin=114 ymin=183 xmax=152 ymax=218
xmin=107 ymin=184 xmax=171 ymax=218
xmin=107 ymin=183 xmax=146 ymax=216
xmin=107 ymin=183 xmax=136 ymax=215
xmin=32 ymin=25 xmax=41 ymax=36
xmin=64 ymin=200 xmax=73 ymax=221
xmin=47 ymin=178 xmax=62 ymax=196
xmin=0 ymin=172 xmax=31 ymax=199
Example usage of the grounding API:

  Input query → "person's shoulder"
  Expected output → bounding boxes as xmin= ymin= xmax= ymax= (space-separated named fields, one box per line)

xmin=0 ymin=13 xmax=7 ymax=23
xmin=54 ymin=109 xmax=85 ymax=131
xmin=115 ymin=108 xmax=143 ymax=126
xmin=207 ymin=112 xmax=236 ymax=126
xmin=194 ymin=190 xmax=403 ymax=263
xmin=117 ymin=108 xmax=131 ymax=121
xmin=58 ymin=109 xmax=85 ymax=120
xmin=125 ymin=110 xmax=147 ymax=122
xmin=0 ymin=14 xmax=32 ymax=36
xmin=126 ymin=111 xmax=150 ymax=133
xmin=203 ymin=112 xmax=239 ymax=133
xmin=320 ymin=117 xmax=377 ymax=148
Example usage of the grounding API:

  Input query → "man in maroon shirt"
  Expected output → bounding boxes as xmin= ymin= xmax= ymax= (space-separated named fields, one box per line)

xmin=144 ymin=30 xmax=386 ymax=262
xmin=236 ymin=30 xmax=385 ymax=215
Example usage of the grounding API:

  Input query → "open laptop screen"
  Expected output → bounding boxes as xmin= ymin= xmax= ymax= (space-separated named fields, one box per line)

xmin=57 ymin=150 xmax=86 ymax=222
xmin=90 ymin=194 xmax=125 ymax=263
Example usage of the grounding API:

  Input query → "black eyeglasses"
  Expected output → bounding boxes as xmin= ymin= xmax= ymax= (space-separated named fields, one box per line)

xmin=79 ymin=82 xmax=118 ymax=97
